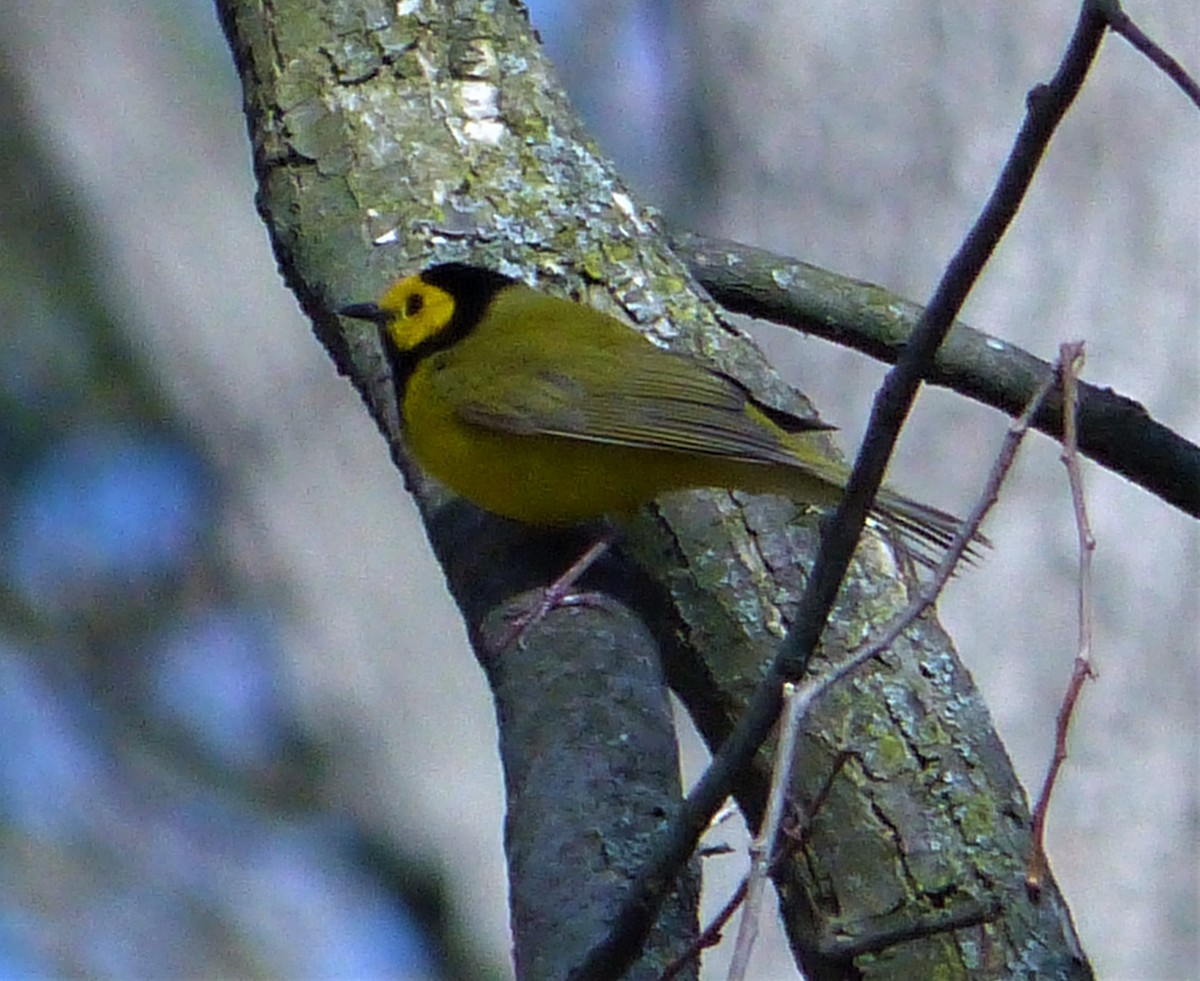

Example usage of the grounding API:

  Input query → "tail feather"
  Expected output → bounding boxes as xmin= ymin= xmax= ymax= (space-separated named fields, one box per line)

xmin=870 ymin=489 xmax=988 ymax=570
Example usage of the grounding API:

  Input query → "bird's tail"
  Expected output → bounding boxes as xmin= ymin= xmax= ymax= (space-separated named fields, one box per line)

xmin=870 ymin=487 xmax=988 ymax=570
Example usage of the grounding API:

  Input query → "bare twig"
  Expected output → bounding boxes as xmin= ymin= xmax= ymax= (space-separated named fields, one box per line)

xmin=793 ymin=362 xmax=1060 ymax=716
xmin=719 ymin=364 xmax=1056 ymax=974
xmin=1093 ymin=0 xmax=1200 ymax=108
xmin=726 ymin=682 xmax=803 ymax=981
xmin=816 ymin=899 xmax=1002 ymax=960
xmin=658 ymin=880 xmax=745 ymax=981
xmin=569 ymin=9 xmax=1108 ymax=977
xmin=1027 ymin=342 xmax=1097 ymax=898
xmin=659 ymin=755 xmax=847 ymax=981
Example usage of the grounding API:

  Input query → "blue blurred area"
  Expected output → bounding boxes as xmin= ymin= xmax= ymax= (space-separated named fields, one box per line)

xmin=0 ymin=335 xmax=439 ymax=974
xmin=1 ymin=605 xmax=437 ymax=976
xmin=0 ymin=2 xmax=676 ymax=976
xmin=8 ymin=427 xmax=209 ymax=613
xmin=0 ymin=907 xmax=47 ymax=981
xmin=0 ymin=647 xmax=107 ymax=841
xmin=149 ymin=609 xmax=288 ymax=772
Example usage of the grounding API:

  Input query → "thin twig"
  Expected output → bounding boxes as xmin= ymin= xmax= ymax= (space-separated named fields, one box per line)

xmin=726 ymin=682 xmax=803 ymax=981
xmin=1094 ymin=0 xmax=1200 ymax=108
xmin=1027 ymin=342 xmax=1097 ymax=898
xmin=816 ymin=899 xmax=1002 ymax=960
xmin=715 ymin=365 xmax=1058 ymax=973
xmin=792 ymin=362 xmax=1060 ymax=717
xmin=568 ymin=9 xmax=1107 ymax=977
xmin=658 ymin=880 xmax=746 ymax=981
xmin=659 ymin=755 xmax=847 ymax=981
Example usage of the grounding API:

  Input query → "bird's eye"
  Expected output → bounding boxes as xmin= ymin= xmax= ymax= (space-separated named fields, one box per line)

xmin=405 ymin=292 xmax=425 ymax=318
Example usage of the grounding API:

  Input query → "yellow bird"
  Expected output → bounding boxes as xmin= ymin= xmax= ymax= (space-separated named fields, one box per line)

xmin=341 ymin=263 xmax=971 ymax=569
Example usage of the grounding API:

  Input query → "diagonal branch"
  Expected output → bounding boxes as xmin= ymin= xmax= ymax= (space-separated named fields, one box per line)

xmin=572 ymin=5 xmax=1109 ymax=977
xmin=1095 ymin=0 xmax=1200 ymax=107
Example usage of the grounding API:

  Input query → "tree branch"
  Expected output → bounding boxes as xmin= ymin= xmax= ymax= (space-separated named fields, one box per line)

xmin=670 ymin=232 xmax=1200 ymax=519
xmin=1095 ymin=0 xmax=1200 ymax=107
xmin=576 ymin=4 xmax=1108 ymax=976
xmin=218 ymin=1 xmax=1096 ymax=978
xmin=214 ymin=1 xmax=702 ymax=976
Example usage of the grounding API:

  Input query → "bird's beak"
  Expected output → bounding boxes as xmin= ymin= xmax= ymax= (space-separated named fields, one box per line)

xmin=338 ymin=302 xmax=389 ymax=324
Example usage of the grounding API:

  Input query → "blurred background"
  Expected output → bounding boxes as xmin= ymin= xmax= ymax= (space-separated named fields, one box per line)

xmin=1 ymin=1 xmax=1195 ymax=977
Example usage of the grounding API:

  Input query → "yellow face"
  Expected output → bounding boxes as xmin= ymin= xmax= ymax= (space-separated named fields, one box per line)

xmin=376 ymin=275 xmax=456 ymax=353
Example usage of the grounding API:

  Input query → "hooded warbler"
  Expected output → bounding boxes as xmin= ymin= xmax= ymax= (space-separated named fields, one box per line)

xmin=341 ymin=263 xmax=971 ymax=565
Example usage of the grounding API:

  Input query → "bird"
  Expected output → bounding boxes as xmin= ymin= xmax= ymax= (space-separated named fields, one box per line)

xmin=341 ymin=262 xmax=978 ymax=641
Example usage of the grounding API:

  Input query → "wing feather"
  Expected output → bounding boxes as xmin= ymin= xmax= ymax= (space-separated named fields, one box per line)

xmin=449 ymin=340 xmax=827 ymax=468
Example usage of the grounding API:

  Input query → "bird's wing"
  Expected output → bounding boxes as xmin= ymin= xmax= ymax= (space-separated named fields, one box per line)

xmin=448 ymin=340 xmax=831 ymax=467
